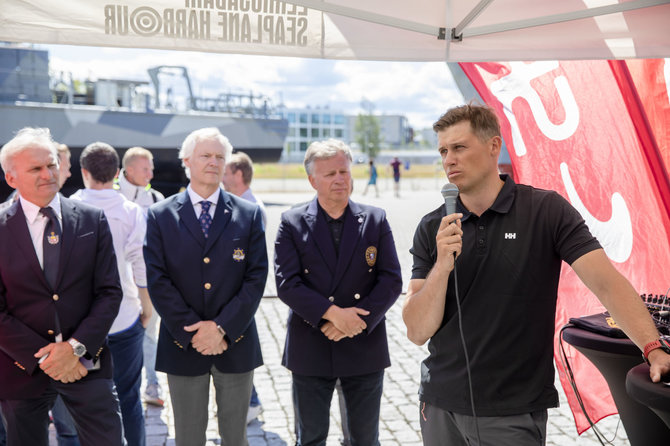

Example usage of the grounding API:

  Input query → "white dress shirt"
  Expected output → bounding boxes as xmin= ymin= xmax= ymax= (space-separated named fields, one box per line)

xmin=187 ymin=184 xmax=219 ymax=219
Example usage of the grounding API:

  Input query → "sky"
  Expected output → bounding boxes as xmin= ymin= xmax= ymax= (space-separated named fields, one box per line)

xmin=41 ymin=44 xmax=465 ymax=130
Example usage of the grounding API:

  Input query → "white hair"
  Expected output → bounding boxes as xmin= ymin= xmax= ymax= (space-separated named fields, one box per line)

xmin=0 ymin=127 xmax=58 ymax=174
xmin=178 ymin=127 xmax=233 ymax=179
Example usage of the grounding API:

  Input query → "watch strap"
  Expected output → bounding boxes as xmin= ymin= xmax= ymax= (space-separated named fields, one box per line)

xmin=67 ymin=338 xmax=86 ymax=357
xmin=643 ymin=338 xmax=670 ymax=365
xmin=643 ymin=340 xmax=662 ymax=360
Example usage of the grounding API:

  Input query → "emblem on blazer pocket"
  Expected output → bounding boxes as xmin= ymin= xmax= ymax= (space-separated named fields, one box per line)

xmin=232 ymin=248 xmax=245 ymax=262
xmin=365 ymin=246 xmax=377 ymax=267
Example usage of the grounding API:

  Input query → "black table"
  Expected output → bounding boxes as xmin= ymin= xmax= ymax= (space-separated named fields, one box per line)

xmin=562 ymin=326 xmax=670 ymax=445
xmin=626 ymin=363 xmax=670 ymax=429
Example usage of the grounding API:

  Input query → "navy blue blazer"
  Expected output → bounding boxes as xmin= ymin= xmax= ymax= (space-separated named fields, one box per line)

xmin=0 ymin=197 xmax=122 ymax=399
xmin=274 ymin=198 xmax=402 ymax=377
xmin=144 ymin=189 xmax=267 ymax=376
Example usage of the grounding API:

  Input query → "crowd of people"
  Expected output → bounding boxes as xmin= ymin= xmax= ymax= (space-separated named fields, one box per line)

xmin=0 ymin=104 xmax=669 ymax=446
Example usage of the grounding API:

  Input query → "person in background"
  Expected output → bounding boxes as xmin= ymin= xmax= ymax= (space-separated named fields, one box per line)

xmin=362 ymin=159 xmax=379 ymax=198
xmin=0 ymin=127 xmax=123 ymax=445
xmin=274 ymin=139 xmax=402 ymax=446
xmin=71 ymin=142 xmax=150 ymax=446
xmin=402 ymin=104 xmax=670 ymax=446
xmin=116 ymin=146 xmax=165 ymax=407
xmin=56 ymin=144 xmax=72 ymax=189
xmin=221 ymin=150 xmax=267 ymax=424
xmin=117 ymin=147 xmax=165 ymax=210
xmin=389 ymin=156 xmax=401 ymax=198
xmin=222 ymin=151 xmax=267 ymax=225
xmin=144 ymin=128 xmax=267 ymax=446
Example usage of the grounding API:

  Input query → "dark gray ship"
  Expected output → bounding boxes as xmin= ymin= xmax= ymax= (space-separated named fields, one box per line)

xmin=0 ymin=44 xmax=288 ymax=198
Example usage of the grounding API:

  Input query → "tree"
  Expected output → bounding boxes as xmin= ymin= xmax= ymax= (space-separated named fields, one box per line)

xmin=355 ymin=113 xmax=381 ymax=160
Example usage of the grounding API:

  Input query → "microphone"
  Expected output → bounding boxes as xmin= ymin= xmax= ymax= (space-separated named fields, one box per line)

xmin=441 ymin=183 xmax=459 ymax=216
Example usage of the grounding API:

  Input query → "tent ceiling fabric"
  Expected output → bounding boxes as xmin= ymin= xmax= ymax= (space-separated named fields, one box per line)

xmin=0 ymin=0 xmax=668 ymax=61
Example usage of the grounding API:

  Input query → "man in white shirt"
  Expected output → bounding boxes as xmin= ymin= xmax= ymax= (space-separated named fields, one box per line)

xmin=71 ymin=142 xmax=150 ymax=446
xmin=116 ymin=146 xmax=164 ymax=407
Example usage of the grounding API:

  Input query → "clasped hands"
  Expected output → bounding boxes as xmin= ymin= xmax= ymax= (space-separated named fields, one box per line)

xmin=184 ymin=320 xmax=228 ymax=355
xmin=321 ymin=305 xmax=370 ymax=342
xmin=34 ymin=343 xmax=88 ymax=383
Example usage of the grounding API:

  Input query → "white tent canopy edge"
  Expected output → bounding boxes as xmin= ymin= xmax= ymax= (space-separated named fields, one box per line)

xmin=0 ymin=0 xmax=669 ymax=61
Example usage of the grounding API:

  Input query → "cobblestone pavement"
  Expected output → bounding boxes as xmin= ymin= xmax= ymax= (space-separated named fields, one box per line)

xmin=58 ymin=178 xmax=632 ymax=445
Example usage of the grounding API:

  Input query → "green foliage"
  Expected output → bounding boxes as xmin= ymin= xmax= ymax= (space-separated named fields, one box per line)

xmin=354 ymin=113 xmax=381 ymax=159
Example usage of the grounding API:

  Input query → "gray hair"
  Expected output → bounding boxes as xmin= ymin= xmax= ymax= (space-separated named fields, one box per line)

xmin=178 ymin=127 xmax=233 ymax=179
xmin=0 ymin=127 xmax=58 ymax=174
xmin=303 ymin=139 xmax=353 ymax=176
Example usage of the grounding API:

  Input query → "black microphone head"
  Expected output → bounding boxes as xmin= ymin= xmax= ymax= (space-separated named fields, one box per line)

xmin=441 ymin=183 xmax=459 ymax=199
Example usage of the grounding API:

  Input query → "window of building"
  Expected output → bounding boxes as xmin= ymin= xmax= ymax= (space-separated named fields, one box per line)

xmin=311 ymin=128 xmax=319 ymax=137
xmin=300 ymin=142 xmax=308 ymax=151
xmin=299 ymin=113 xmax=308 ymax=123
xmin=287 ymin=113 xmax=296 ymax=123
xmin=311 ymin=114 xmax=320 ymax=124
xmin=300 ymin=128 xmax=308 ymax=137
xmin=334 ymin=129 xmax=343 ymax=138
xmin=322 ymin=114 xmax=331 ymax=124
xmin=334 ymin=115 xmax=345 ymax=125
xmin=323 ymin=128 xmax=331 ymax=137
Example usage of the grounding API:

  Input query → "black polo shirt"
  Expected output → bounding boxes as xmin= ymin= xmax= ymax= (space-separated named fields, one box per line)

xmin=410 ymin=175 xmax=601 ymax=416
xmin=318 ymin=201 xmax=348 ymax=256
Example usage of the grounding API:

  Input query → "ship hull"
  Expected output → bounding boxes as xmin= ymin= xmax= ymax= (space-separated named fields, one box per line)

xmin=0 ymin=102 xmax=288 ymax=198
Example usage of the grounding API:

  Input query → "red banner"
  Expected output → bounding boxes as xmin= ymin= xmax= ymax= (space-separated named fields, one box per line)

xmin=460 ymin=60 xmax=670 ymax=434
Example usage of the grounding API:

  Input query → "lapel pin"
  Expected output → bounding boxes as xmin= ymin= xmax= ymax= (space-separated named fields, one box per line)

xmin=47 ymin=232 xmax=59 ymax=245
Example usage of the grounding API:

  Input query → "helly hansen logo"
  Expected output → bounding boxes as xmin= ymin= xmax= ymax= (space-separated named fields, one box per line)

xmin=504 ymin=233 xmax=516 ymax=239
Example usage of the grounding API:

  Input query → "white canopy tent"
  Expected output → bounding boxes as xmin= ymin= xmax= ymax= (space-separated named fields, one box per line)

xmin=0 ymin=0 xmax=668 ymax=62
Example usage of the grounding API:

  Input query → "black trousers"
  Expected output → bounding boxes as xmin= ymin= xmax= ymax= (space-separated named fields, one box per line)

xmin=0 ymin=378 xmax=124 ymax=446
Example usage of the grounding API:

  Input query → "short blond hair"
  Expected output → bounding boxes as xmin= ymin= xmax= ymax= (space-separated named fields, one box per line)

xmin=57 ymin=143 xmax=70 ymax=156
xmin=122 ymin=146 xmax=154 ymax=169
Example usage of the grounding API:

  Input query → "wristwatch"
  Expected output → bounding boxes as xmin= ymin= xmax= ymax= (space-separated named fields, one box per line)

xmin=67 ymin=338 xmax=87 ymax=358
xmin=642 ymin=338 xmax=670 ymax=365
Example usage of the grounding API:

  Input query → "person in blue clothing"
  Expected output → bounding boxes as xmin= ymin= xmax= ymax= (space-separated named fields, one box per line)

xmin=362 ymin=160 xmax=379 ymax=197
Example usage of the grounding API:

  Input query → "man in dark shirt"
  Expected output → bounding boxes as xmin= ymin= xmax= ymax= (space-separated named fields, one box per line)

xmin=275 ymin=139 xmax=402 ymax=446
xmin=402 ymin=104 xmax=670 ymax=446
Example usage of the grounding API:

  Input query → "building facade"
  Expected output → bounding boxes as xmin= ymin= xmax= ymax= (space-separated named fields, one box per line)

xmin=281 ymin=107 xmax=348 ymax=161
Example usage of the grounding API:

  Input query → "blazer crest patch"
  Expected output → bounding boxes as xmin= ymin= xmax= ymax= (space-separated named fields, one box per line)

xmin=365 ymin=246 xmax=377 ymax=267
xmin=232 ymin=248 xmax=245 ymax=262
